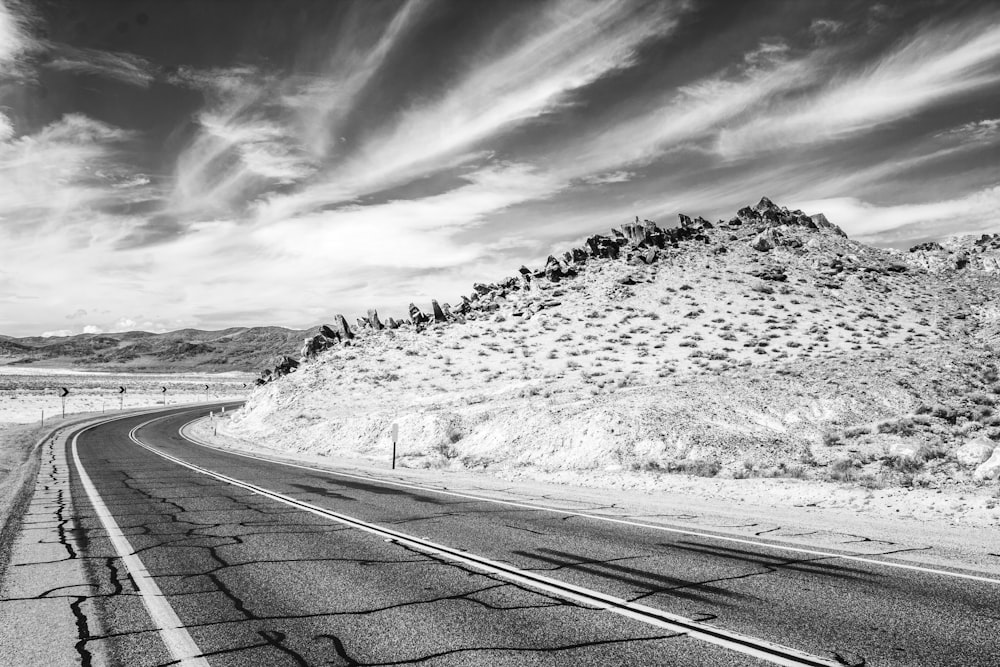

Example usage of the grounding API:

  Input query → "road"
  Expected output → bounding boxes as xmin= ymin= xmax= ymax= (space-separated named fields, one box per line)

xmin=7 ymin=405 xmax=1000 ymax=665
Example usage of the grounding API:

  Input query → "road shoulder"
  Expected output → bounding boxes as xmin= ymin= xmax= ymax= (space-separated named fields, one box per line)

xmin=185 ymin=416 xmax=1000 ymax=579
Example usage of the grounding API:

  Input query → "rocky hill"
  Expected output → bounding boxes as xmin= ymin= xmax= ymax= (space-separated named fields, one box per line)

xmin=225 ymin=198 xmax=1000 ymax=490
xmin=0 ymin=326 xmax=319 ymax=372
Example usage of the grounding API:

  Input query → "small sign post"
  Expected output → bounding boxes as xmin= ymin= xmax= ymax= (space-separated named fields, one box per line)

xmin=391 ymin=423 xmax=399 ymax=470
xmin=161 ymin=386 xmax=167 ymax=405
xmin=119 ymin=386 xmax=126 ymax=411
xmin=59 ymin=387 xmax=69 ymax=418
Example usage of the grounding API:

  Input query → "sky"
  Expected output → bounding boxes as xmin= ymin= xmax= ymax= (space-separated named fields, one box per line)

xmin=1 ymin=0 xmax=998 ymax=338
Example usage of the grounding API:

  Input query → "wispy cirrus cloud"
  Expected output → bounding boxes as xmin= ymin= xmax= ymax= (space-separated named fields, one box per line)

xmin=936 ymin=117 xmax=1000 ymax=144
xmin=0 ymin=113 xmax=142 ymax=230
xmin=44 ymin=45 xmax=158 ymax=87
xmin=716 ymin=14 xmax=1000 ymax=157
xmin=255 ymin=0 xmax=688 ymax=222
xmin=0 ymin=0 xmax=37 ymax=77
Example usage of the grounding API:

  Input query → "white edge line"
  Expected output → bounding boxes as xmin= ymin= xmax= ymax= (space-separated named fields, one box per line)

xmin=136 ymin=415 xmax=839 ymax=667
xmin=70 ymin=412 xmax=210 ymax=667
xmin=178 ymin=415 xmax=1000 ymax=587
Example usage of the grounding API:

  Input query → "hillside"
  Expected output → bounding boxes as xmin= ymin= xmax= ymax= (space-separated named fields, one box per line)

xmin=225 ymin=198 xmax=1000 ymax=490
xmin=0 ymin=326 xmax=318 ymax=372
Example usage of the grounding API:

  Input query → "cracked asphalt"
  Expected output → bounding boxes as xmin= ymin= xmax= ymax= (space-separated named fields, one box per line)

xmin=3 ymin=405 xmax=999 ymax=666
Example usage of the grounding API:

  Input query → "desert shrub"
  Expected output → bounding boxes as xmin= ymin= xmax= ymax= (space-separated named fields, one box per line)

xmin=827 ymin=458 xmax=858 ymax=482
xmin=769 ymin=462 xmax=807 ymax=479
xmin=668 ymin=460 xmax=721 ymax=477
xmin=822 ymin=431 xmax=842 ymax=446
xmin=970 ymin=393 xmax=996 ymax=406
xmin=876 ymin=418 xmax=917 ymax=436
xmin=887 ymin=455 xmax=924 ymax=473
xmin=932 ymin=405 xmax=959 ymax=424
xmin=859 ymin=473 xmax=885 ymax=489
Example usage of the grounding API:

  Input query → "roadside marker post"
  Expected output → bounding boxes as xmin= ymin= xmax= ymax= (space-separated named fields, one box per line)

xmin=119 ymin=386 xmax=126 ymax=411
xmin=161 ymin=386 xmax=167 ymax=405
xmin=59 ymin=387 xmax=69 ymax=418
xmin=391 ymin=423 xmax=399 ymax=470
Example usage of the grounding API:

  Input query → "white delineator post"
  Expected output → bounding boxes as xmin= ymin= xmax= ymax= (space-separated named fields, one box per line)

xmin=391 ymin=423 xmax=399 ymax=469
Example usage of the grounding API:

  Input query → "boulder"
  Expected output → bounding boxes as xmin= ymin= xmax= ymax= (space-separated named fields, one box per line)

xmin=957 ymin=437 xmax=996 ymax=467
xmin=319 ymin=324 xmax=341 ymax=343
xmin=431 ymin=299 xmax=447 ymax=323
xmin=751 ymin=229 xmax=779 ymax=251
xmin=888 ymin=442 xmax=920 ymax=461
xmin=409 ymin=303 xmax=428 ymax=324
xmin=544 ymin=255 xmax=563 ymax=282
xmin=367 ymin=308 xmax=384 ymax=330
xmin=810 ymin=213 xmax=847 ymax=237
xmin=755 ymin=196 xmax=777 ymax=213
xmin=973 ymin=448 xmax=1000 ymax=481
xmin=333 ymin=314 xmax=354 ymax=340
xmin=621 ymin=222 xmax=649 ymax=245
xmin=749 ymin=267 xmax=787 ymax=282
xmin=272 ymin=356 xmax=300 ymax=378
xmin=909 ymin=241 xmax=944 ymax=253
xmin=300 ymin=334 xmax=332 ymax=360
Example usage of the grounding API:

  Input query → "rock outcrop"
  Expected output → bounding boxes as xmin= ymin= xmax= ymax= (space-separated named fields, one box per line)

xmin=906 ymin=233 xmax=1000 ymax=274
xmin=333 ymin=314 xmax=354 ymax=340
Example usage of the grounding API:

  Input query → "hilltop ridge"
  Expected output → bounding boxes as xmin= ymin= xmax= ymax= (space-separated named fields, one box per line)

xmin=226 ymin=197 xmax=1000 ymax=494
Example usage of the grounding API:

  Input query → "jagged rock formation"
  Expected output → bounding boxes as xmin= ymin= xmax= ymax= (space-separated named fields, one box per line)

xmin=906 ymin=233 xmax=1000 ymax=273
xmin=258 ymin=196 xmax=855 ymax=383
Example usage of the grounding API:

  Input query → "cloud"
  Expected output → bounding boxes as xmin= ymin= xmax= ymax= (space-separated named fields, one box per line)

xmin=554 ymin=40 xmax=818 ymax=174
xmin=791 ymin=184 xmax=1000 ymax=243
xmin=0 ymin=113 xmax=141 ymax=231
xmin=717 ymin=14 xmax=1000 ymax=157
xmin=255 ymin=0 xmax=686 ymax=222
xmin=44 ymin=45 xmax=157 ymax=87
xmin=809 ymin=18 xmax=844 ymax=41
xmin=81 ymin=324 xmax=103 ymax=334
xmin=65 ymin=308 xmax=87 ymax=320
xmin=251 ymin=162 xmax=560 ymax=270
xmin=40 ymin=329 xmax=73 ymax=338
xmin=0 ymin=0 xmax=38 ymax=78
xmin=165 ymin=1 xmax=429 ymax=218
xmin=581 ymin=170 xmax=635 ymax=185
xmin=936 ymin=118 xmax=1000 ymax=144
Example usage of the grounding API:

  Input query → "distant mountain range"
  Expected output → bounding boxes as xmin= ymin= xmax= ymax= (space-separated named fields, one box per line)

xmin=0 ymin=326 xmax=320 ymax=372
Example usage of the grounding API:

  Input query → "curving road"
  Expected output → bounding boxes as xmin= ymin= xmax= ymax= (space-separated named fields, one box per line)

xmin=35 ymin=406 xmax=1000 ymax=665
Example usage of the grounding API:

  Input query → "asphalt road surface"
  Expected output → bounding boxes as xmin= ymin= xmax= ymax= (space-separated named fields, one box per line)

xmin=45 ymin=406 xmax=1000 ymax=665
